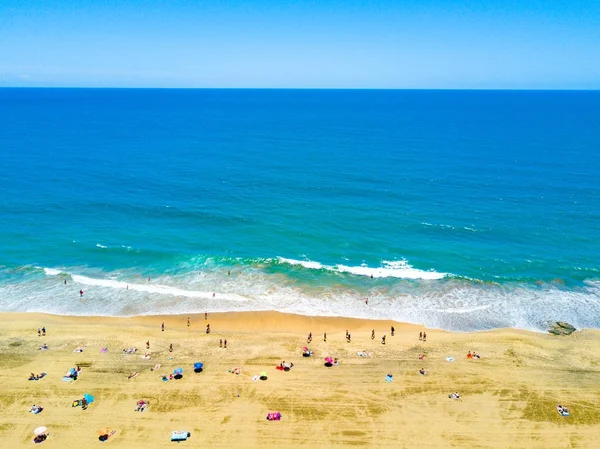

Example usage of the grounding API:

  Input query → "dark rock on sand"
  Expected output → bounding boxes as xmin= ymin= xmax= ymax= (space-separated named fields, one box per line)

xmin=548 ymin=322 xmax=577 ymax=336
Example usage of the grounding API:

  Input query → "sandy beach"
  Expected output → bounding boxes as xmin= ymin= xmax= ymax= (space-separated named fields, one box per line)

xmin=0 ymin=311 xmax=599 ymax=448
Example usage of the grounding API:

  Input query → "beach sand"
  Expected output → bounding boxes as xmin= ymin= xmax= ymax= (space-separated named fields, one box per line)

xmin=0 ymin=311 xmax=599 ymax=448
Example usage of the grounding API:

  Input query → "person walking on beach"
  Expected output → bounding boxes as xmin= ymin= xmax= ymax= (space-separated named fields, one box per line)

xmin=323 ymin=332 xmax=327 ymax=342
xmin=423 ymin=332 xmax=427 ymax=342
xmin=391 ymin=326 xmax=395 ymax=336
xmin=345 ymin=330 xmax=349 ymax=339
xmin=146 ymin=340 xmax=150 ymax=349
xmin=169 ymin=343 xmax=173 ymax=352
xmin=219 ymin=339 xmax=223 ymax=348
xmin=371 ymin=329 xmax=375 ymax=340
xmin=419 ymin=331 xmax=423 ymax=341
xmin=347 ymin=333 xmax=351 ymax=343
xmin=381 ymin=335 xmax=386 ymax=345
xmin=205 ymin=312 xmax=208 ymax=320
xmin=224 ymin=339 xmax=227 ymax=349
xmin=206 ymin=324 xmax=210 ymax=334
xmin=307 ymin=332 xmax=312 ymax=343
xmin=187 ymin=317 xmax=190 ymax=328
xmin=37 ymin=328 xmax=41 ymax=337
xmin=161 ymin=322 xmax=164 ymax=332
xmin=42 ymin=327 xmax=46 ymax=336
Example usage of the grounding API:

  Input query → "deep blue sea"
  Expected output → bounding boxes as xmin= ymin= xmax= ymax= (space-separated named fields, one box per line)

xmin=1 ymin=88 xmax=599 ymax=331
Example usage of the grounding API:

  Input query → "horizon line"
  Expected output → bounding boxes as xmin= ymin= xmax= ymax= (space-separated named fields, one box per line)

xmin=1 ymin=86 xmax=599 ymax=91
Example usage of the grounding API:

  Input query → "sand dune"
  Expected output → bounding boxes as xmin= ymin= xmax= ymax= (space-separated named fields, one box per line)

xmin=0 ymin=312 xmax=599 ymax=448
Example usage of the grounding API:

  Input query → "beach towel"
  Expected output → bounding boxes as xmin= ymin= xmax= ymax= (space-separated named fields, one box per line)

xmin=276 ymin=366 xmax=284 ymax=371
xmin=101 ymin=348 xmax=108 ymax=353
xmin=171 ymin=431 xmax=190 ymax=442
xmin=267 ymin=412 xmax=281 ymax=421
xmin=446 ymin=356 xmax=455 ymax=362
xmin=357 ymin=351 xmax=372 ymax=357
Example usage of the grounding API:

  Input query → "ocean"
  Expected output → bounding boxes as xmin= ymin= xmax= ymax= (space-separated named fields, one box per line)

xmin=0 ymin=88 xmax=599 ymax=331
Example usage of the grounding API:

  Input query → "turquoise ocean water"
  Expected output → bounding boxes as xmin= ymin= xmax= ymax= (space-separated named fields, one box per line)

xmin=0 ymin=88 xmax=599 ymax=331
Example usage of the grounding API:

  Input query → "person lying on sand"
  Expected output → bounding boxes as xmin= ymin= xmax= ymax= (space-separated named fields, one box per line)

xmin=29 ymin=404 xmax=43 ymax=414
xmin=229 ymin=367 xmax=242 ymax=375
xmin=557 ymin=405 xmax=569 ymax=416
xmin=150 ymin=364 xmax=161 ymax=371
xmin=135 ymin=400 xmax=149 ymax=412
xmin=73 ymin=347 xmax=85 ymax=353
xmin=122 ymin=348 xmax=137 ymax=354
xmin=39 ymin=343 xmax=48 ymax=350
xmin=128 ymin=372 xmax=139 ymax=379
xmin=449 ymin=392 xmax=462 ymax=401
xmin=419 ymin=368 xmax=428 ymax=375
xmin=141 ymin=353 xmax=151 ymax=359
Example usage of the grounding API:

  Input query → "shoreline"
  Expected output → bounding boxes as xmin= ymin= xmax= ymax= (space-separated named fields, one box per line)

xmin=0 ymin=310 xmax=563 ymax=335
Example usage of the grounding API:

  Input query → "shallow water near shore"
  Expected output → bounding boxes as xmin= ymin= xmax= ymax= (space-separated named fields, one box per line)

xmin=0 ymin=89 xmax=599 ymax=331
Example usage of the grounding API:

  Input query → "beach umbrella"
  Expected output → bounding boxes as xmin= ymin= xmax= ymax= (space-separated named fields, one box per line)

xmin=325 ymin=357 xmax=333 ymax=364
xmin=98 ymin=428 xmax=110 ymax=436
xmin=193 ymin=362 xmax=203 ymax=369
xmin=174 ymin=368 xmax=183 ymax=375
xmin=83 ymin=394 xmax=95 ymax=403
xmin=33 ymin=427 xmax=47 ymax=436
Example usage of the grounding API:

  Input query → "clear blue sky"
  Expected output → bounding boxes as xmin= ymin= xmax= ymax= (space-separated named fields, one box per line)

xmin=1 ymin=0 xmax=599 ymax=88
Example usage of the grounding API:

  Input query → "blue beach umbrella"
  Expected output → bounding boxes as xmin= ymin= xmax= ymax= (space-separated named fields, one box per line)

xmin=193 ymin=362 xmax=203 ymax=369
xmin=83 ymin=394 xmax=95 ymax=403
xmin=174 ymin=368 xmax=183 ymax=375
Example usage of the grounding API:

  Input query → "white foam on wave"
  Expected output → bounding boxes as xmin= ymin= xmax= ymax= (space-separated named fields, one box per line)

xmin=23 ymin=264 xmax=600 ymax=332
xmin=96 ymin=243 xmax=108 ymax=249
xmin=44 ymin=268 xmax=247 ymax=301
xmin=277 ymin=257 xmax=324 ymax=270
xmin=278 ymin=257 xmax=446 ymax=280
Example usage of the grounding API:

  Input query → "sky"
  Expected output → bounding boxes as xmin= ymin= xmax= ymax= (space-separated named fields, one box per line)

xmin=0 ymin=0 xmax=599 ymax=89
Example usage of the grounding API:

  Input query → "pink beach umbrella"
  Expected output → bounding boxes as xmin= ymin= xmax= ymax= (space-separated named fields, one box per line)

xmin=325 ymin=357 xmax=333 ymax=364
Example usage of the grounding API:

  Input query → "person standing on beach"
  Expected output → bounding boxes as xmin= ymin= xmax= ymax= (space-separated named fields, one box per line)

xmin=187 ymin=317 xmax=190 ymax=328
xmin=161 ymin=322 xmax=164 ymax=332
xmin=347 ymin=333 xmax=351 ymax=343
xmin=419 ymin=331 xmax=423 ymax=341
xmin=206 ymin=324 xmax=210 ymax=334
xmin=42 ymin=327 xmax=46 ymax=336
xmin=391 ymin=326 xmax=395 ymax=336
xmin=169 ymin=343 xmax=173 ymax=352
xmin=371 ymin=329 xmax=375 ymax=340
xmin=205 ymin=312 xmax=208 ymax=320
xmin=323 ymin=332 xmax=327 ymax=342
xmin=423 ymin=332 xmax=427 ymax=342
xmin=307 ymin=332 xmax=312 ymax=343
xmin=37 ymin=328 xmax=41 ymax=337
xmin=381 ymin=335 xmax=386 ymax=345
xmin=224 ymin=339 xmax=227 ymax=349
xmin=219 ymin=339 xmax=223 ymax=348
